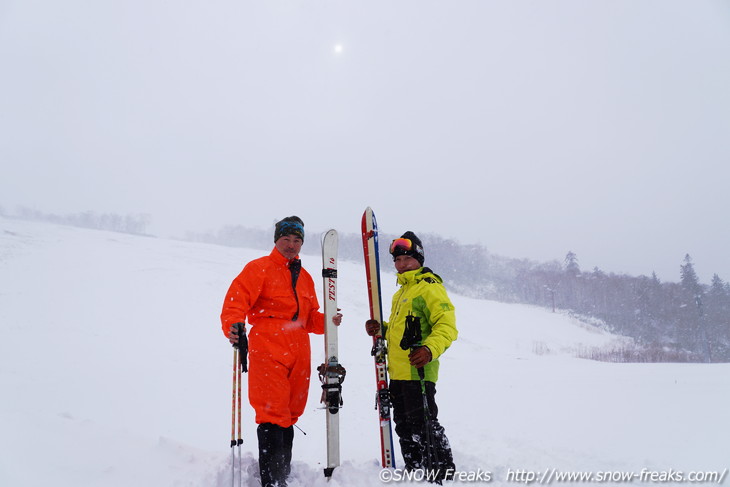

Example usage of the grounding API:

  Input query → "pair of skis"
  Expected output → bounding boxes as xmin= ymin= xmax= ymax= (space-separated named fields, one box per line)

xmin=319 ymin=208 xmax=396 ymax=477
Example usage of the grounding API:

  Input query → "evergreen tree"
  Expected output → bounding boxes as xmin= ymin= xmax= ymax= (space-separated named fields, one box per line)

xmin=706 ymin=274 xmax=730 ymax=360
xmin=678 ymin=254 xmax=706 ymax=357
xmin=561 ymin=251 xmax=581 ymax=308
xmin=564 ymin=251 xmax=580 ymax=277
xmin=680 ymin=254 xmax=702 ymax=296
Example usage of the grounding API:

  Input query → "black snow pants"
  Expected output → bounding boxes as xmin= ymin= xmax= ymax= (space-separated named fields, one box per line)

xmin=257 ymin=423 xmax=294 ymax=487
xmin=390 ymin=380 xmax=455 ymax=482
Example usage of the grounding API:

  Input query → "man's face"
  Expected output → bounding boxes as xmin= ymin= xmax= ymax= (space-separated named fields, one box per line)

xmin=275 ymin=235 xmax=303 ymax=260
xmin=394 ymin=254 xmax=421 ymax=274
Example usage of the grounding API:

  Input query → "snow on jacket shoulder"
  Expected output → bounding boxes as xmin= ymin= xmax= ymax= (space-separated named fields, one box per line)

xmin=385 ymin=267 xmax=458 ymax=382
xmin=220 ymin=248 xmax=324 ymax=336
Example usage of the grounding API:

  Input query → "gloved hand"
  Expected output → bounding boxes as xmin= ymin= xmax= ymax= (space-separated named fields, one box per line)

xmin=408 ymin=346 xmax=432 ymax=368
xmin=365 ymin=319 xmax=381 ymax=336
xmin=228 ymin=322 xmax=245 ymax=345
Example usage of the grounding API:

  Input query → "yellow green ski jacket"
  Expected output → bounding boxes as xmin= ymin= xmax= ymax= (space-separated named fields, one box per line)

xmin=384 ymin=267 xmax=458 ymax=382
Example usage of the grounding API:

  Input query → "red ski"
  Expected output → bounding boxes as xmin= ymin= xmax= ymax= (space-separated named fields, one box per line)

xmin=361 ymin=207 xmax=396 ymax=469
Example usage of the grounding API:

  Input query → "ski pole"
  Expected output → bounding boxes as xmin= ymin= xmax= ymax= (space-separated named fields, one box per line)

xmin=231 ymin=346 xmax=239 ymax=487
xmin=236 ymin=344 xmax=242 ymax=483
xmin=230 ymin=323 xmax=247 ymax=487
xmin=417 ymin=367 xmax=440 ymax=481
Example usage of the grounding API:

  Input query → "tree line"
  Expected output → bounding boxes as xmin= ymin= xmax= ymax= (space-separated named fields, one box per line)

xmin=2 ymin=206 xmax=151 ymax=235
xmin=421 ymin=235 xmax=730 ymax=363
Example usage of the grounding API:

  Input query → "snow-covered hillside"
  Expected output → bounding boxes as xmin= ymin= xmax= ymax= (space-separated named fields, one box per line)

xmin=1 ymin=217 xmax=727 ymax=486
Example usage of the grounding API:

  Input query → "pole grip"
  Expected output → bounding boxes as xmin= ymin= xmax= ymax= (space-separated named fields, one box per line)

xmin=232 ymin=322 xmax=248 ymax=373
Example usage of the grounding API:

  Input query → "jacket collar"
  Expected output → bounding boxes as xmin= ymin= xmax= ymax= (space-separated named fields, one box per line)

xmin=397 ymin=267 xmax=423 ymax=286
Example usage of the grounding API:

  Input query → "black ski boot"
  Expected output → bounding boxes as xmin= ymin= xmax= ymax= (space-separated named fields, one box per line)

xmin=257 ymin=423 xmax=289 ymax=487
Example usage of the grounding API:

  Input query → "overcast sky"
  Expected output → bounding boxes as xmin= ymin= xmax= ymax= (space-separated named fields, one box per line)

xmin=1 ymin=0 xmax=729 ymax=283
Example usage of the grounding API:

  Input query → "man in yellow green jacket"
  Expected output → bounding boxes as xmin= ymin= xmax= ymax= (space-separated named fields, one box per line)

xmin=365 ymin=231 xmax=458 ymax=480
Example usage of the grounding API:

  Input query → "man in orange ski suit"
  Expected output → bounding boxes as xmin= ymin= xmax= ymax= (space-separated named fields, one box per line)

xmin=221 ymin=216 xmax=341 ymax=487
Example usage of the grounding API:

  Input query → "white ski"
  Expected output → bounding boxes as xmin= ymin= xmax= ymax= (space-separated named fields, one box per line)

xmin=319 ymin=229 xmax=345 ymax=478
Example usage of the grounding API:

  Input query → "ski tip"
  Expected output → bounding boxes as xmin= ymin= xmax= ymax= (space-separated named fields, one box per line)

xmin=321 ymin=229 xmax=338 ymax=242
xmin=363 ymin=207 xmax=377 ymax=224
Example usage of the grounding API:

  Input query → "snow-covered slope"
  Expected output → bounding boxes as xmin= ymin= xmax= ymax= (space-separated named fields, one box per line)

xmin=1 ymin=217 xmax=727 ymax=486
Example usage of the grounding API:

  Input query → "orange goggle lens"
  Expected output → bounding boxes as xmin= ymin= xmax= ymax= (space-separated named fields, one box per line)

xmin=389 ymin=238 xmax=413 ymax=254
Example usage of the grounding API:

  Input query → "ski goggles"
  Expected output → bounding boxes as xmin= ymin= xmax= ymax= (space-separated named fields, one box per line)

xmin=389 ymin=238 xmax=414 ymax=254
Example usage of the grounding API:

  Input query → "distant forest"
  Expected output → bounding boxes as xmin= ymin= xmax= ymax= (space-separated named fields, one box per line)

xmin=4 ymin=206 xmax=728 ymax=363
xmin=191 ymin=224 xmax=730 ymax=363
xmin=3 ymin=206 xmax=151 ymax=236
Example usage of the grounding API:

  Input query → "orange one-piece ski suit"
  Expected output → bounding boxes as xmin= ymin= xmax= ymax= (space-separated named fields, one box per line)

xmin=221 ymin=247 xmax=324 ymax=428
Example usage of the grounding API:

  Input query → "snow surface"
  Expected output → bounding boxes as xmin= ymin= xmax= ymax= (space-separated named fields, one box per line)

xmin=1 ymin=216 xmax=728 ymax=486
